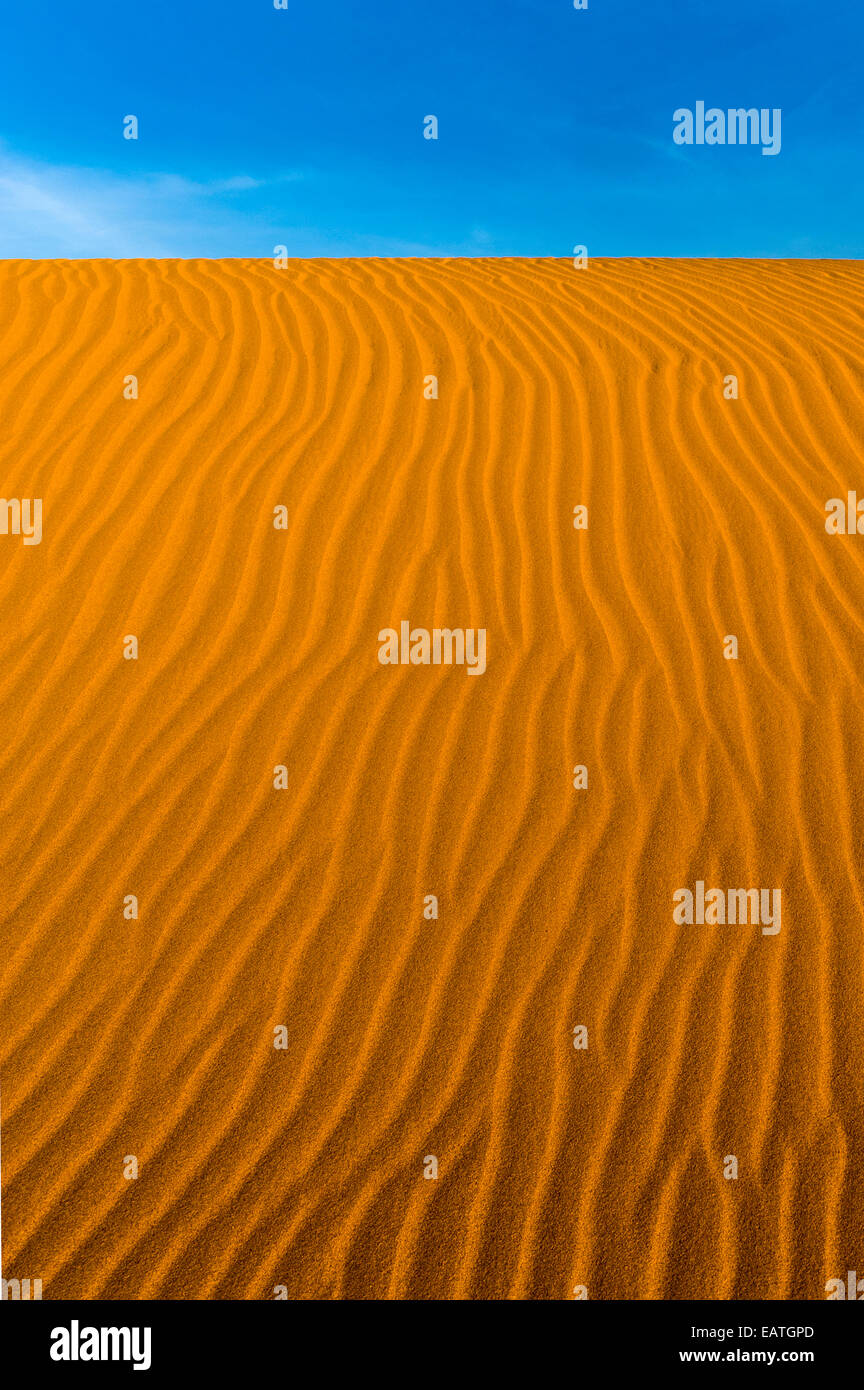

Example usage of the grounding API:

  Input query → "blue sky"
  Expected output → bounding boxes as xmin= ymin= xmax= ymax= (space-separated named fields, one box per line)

xmin=0 ymin=0 xmax=860 ymax=258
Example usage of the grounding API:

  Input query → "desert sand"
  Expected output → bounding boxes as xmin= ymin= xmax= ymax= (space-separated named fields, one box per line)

xmin=0 ymin=256 xmax=862 ymax=1299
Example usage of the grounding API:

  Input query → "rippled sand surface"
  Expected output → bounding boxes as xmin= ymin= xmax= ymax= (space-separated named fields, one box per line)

xmin=1 ymin=257 xmax=862 ymax=1298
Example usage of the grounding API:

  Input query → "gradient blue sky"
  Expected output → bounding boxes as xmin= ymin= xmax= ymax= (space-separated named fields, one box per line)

xmin=0 ymin=0 xmax=859 ymax=258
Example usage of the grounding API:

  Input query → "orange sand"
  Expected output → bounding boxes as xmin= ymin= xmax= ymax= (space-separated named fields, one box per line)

xmin=0 ymin=257 xmax=863 ymax=1300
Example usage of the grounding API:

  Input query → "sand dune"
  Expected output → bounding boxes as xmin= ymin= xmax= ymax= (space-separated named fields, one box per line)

xmin=0 ymin=256 xmax=863 ymax=1299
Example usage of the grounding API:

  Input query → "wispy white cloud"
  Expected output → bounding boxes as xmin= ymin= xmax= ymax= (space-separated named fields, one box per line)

xmin=0 ymin=144 xmax=506 ymax=260
xmin=0 ymin=145 xmax=304 ymax=258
